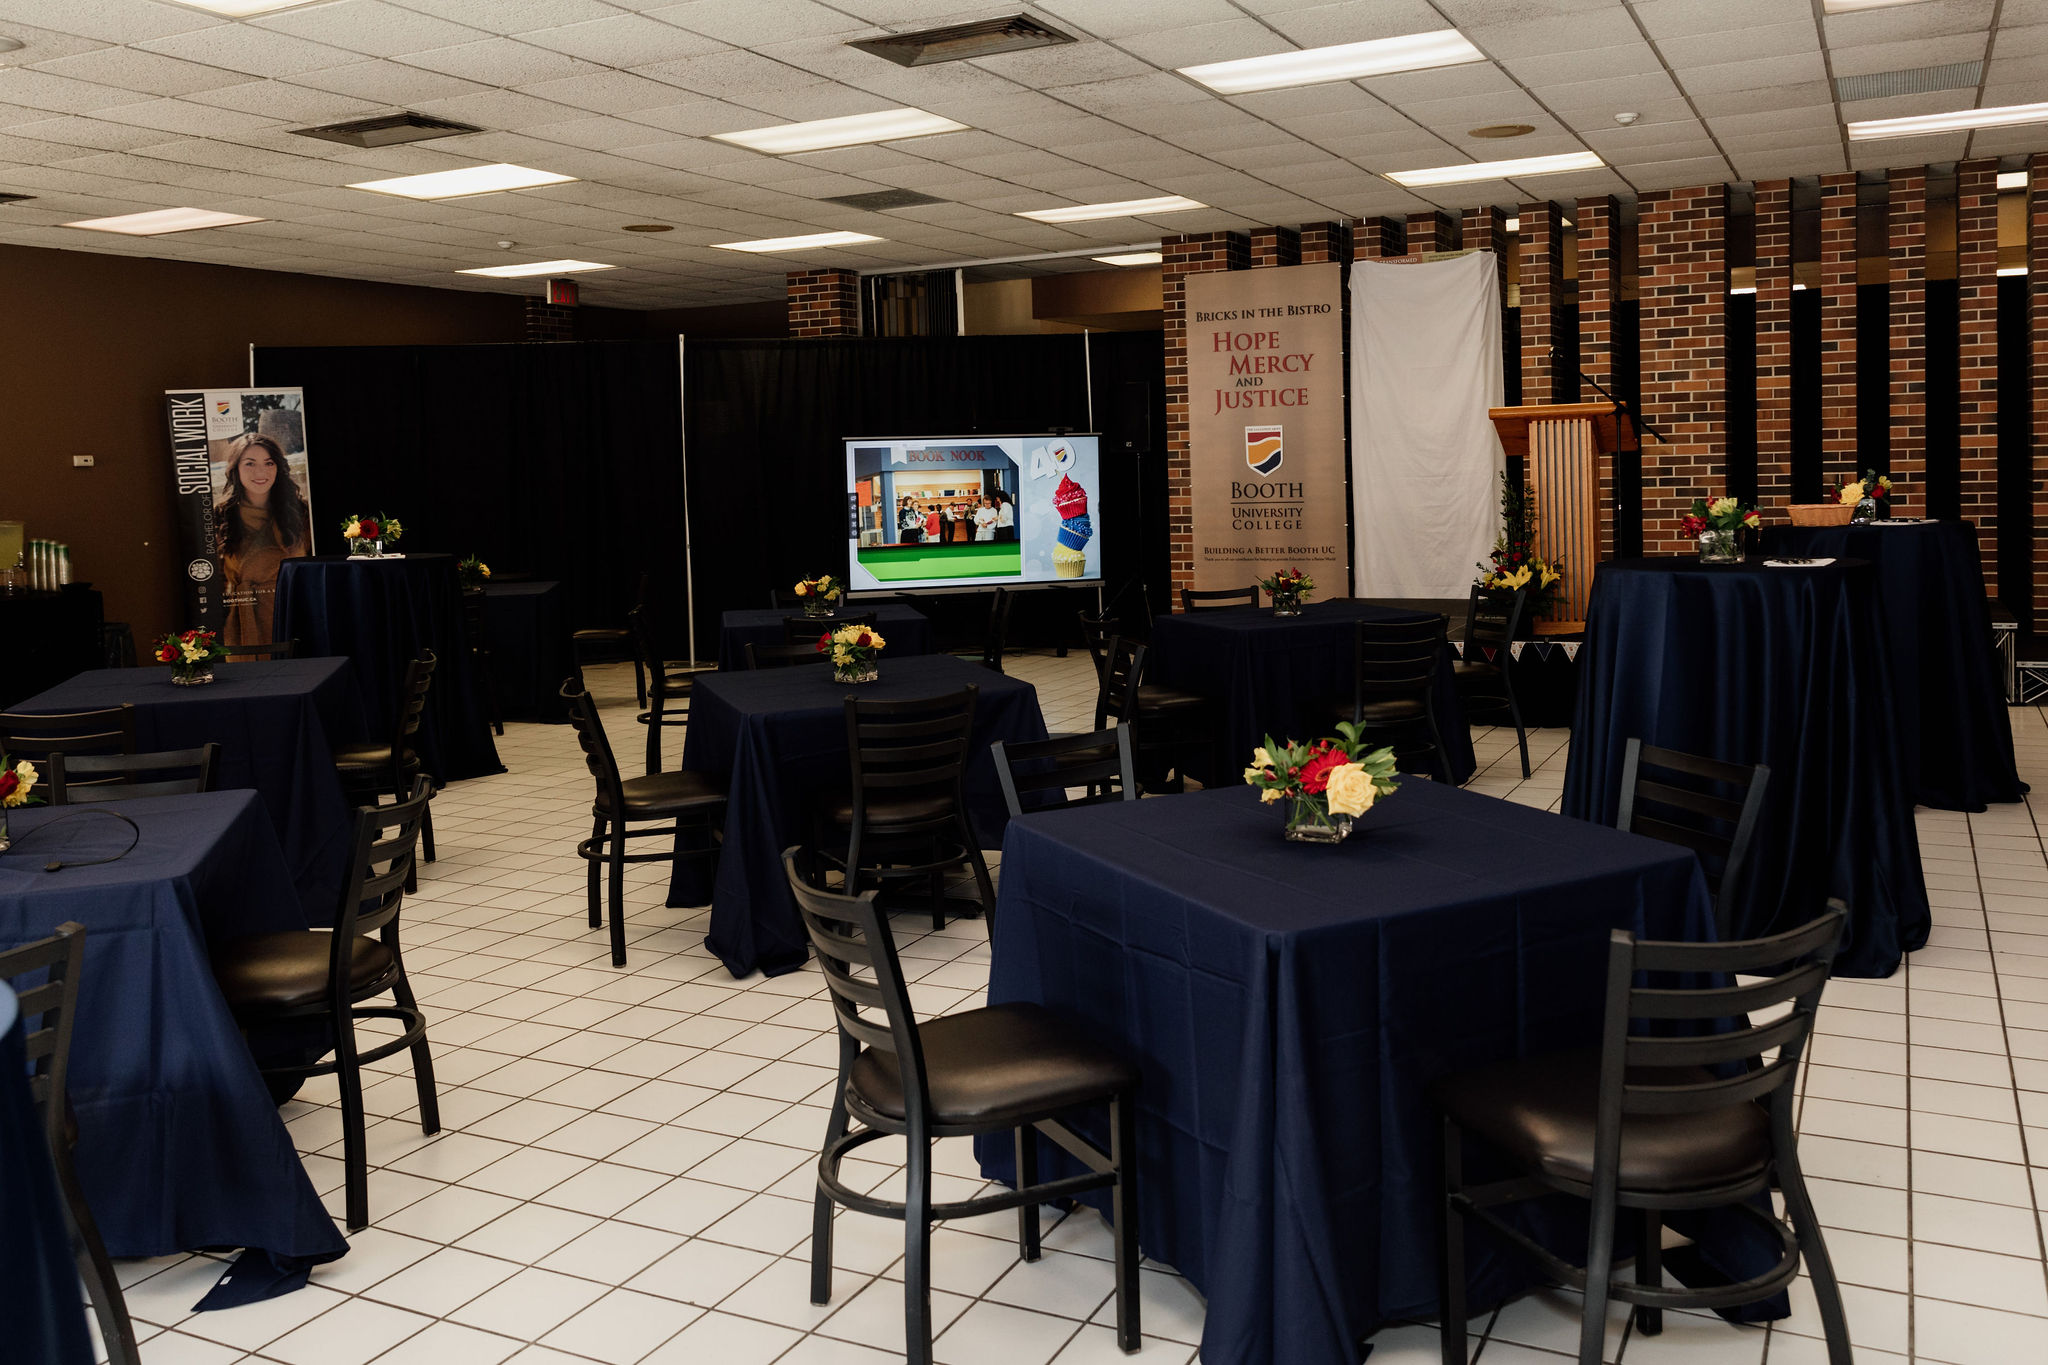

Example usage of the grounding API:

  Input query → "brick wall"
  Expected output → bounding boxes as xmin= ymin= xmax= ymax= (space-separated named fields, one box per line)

xmin=1353 ymin=217 xmax=1403 ymax=261
xmin=1754 ymin=180 xmax=1793 ymax=513
xmin=1519 ymin=200 xmax=1567 ymax=404
xmin=1463 ymin=204 xmax=1510 ymax=320
xmin=1249 ymin=226 xmax=1300 ymax=268
xmin=1817 ymin=173 xmax=1858 ymax=485
xmin=1577 ymin=196 xmax=1618 ymax=558
xmin=1888 ymin=168 xmax=1928 ymax=520
xmin=1957 ymin=159 xmax=2000 ymax=591
xmin=1405 ymin=211 xmax=1457 ymax=254
xmin=1300 ymin=220 xmax=1351 ymax=264
xmin=787 ymin=267 xmax=860 ymax=338
xmin=1637 ymin=185 xmax=1727 ymax=556
xmin=523 ymin=300 xmax=575 ymax=342
xmin=1162 ymin=232 xmax=1250 ymax=605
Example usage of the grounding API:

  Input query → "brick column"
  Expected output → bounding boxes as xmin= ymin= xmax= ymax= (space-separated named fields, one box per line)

xmin=1162 ymin=232 xmax=1250 ymax=607
xmin=787 ymin=267 xmax=859 ymax=337
xmin=1352 ymin=217 xmax=1403 ymax=260
xmin=1754 ymin=180 xmax=1794 ymax=514
xmin=1520 ymin=201 xmax=1568 ymax=404
xmin=1888 ymin=168 xmax=1928 ymax=519
xmin=1577 ymin=196 xmax=1618 ymax=558
xmin=1637 ymin=185 xmax=1728 ymax=556
xmin=1464 ymin=206 xmax=1513 ymax=413
xmin=1957 ymin=159 xmax=2000 ymax=591
xmin=2032 ymin=153 xmax=2048 ymax=627
xmin=1405 ymin=210 xmax=1457 ymax=254
xmin=1299 ymin=220 xmax=1351 ymax=264
xmin=1817 ymin=174 xmax=1858 ymax=489
xmin=1249 ymin=226 xmax=1300 ymax=267
xmin=523 ymin=299 xmax=574 ymax=341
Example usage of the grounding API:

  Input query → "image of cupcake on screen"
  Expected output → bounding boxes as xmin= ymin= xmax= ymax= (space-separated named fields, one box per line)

xmin=1051 ymin=472 xmax=1092 ymax=579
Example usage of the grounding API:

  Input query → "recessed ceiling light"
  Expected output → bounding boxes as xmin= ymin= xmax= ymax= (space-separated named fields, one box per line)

xmin=1997 ymin=265 xmax=2027 ymax=276
xmin=1094 ymin=251 xmax=1163 ymax=266
xmin=622 ymin=224 xmax=672 ymax=232
xmin=1179 ymin=30 xmax=1484 ymax=95
xmin=710 ymin=231 xmax=884 ymax=253
xmin=166 ymin=0 xmax=323 ymax=15
xmin=65 ymin=207 xmax=264 ymax=235
xmin=1385 ymin=151 xmax=1603 ymax=188
xmin=712 ymin=108 xmax=966 ymax=155
xmin=1017 ymin=195 xmax=1205 ymax=224
xmin=1469 ymin=124 xmax=1535 ymax=139
xmin=1847 ymin=100 xmax=2048 ymax=140
xmin=1997 ymin=170 xmax=2028 ymax=190
xmin=458 ymin=259 xmax=614 ymax=278
xmin=349 ymin=163 xmax=574 ymax=199
xmin=1821 ymin=0 xmax=1933 ymax=12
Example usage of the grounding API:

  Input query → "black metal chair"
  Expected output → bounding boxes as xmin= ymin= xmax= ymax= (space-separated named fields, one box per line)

xmin=1433 ymin=904 xmax=1852 ymax=1365
xmin=783 ymin=612 xmax=877 ymax=645
xmin=1454 ymin=584 xmax=1531 ymax=778
xmin=745 ymin=640 xmax=831 ymax=670
xmin=210 ymin=780 xmax=439 ymax=1231
xmin=784 ymin=852 xmax=1141 ymax=1365
xmin=1617 ymin=739 xmax=1771 ymax=940
xmin=332 ymin=650 xmax=436 ymax=886
xmin=2 ymin=923 xmax=140 ymax=1365
xmin=459 ymin=589 xmax=502 ymax=737
xmin=1327 ymin=615 xmax=1453 ymax=783
xmin=811 ymin=687 xmax=994 ymax=932
xmin=562 ymin=679 xmax=727 ymax=968
xmin=1180 ymin=584 xmax=1258 ymax=611
xmin=991 ymin=726 xmax=1138 ymax=819
xmin=224 ymin=639 xmax=299 ymax=662
xmin=573 ymin=572 xmax=649 ymax=708
xmin=0 ymin=707 xmax=137 ymax=799
xmin=631 ymin=605 xmax=702 ymax=774
xmin=47 ymin=744 xmax=219 ymax=803
xmin=1079 ymin=614 xmax=1208 ymax=794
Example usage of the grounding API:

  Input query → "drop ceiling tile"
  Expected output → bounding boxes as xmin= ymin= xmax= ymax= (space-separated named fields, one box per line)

xmin=1269 ymin=0 xmax=1461 ymax=46
xmin=1460 ymin=12 xmax=1633 ymax=61
xmin=0 ymin=67 xmax=163 ymax=115
xmin=633 ymin=48 xmax=829 ymax=101
xmin=1831 ymin=88 xmax=1984 ymax=122
xmin=253 ymin=1 xmax=492 ymax=60
xmin=1035 ymin=0 xmax=1241 ymax=39
xmin=1116 ymin=20 xmax=1292 ymax=70
xmin=398 ymin=37 xmax=610 ymax=87
xmin=0 ymin=0 xmax=221 ymax=45
xmin=391 ymin=0 xmax=620 ymax=35
xmin=1495 ymin=42 xmax=1664 ymax=86
xmin=1688 ymin=80 xmax=1836 ymax=116
xmin=284 ymin=60 xmax=492 ymax=106
xmin=522 ymin=115 xmax=678 ymax=150
xmin=1538 ymin=70 xmax=1685 ymax=117
xmin=1824 ymin=0 xmax=1997 ymax=44
xmin=1676 ymin=53 xmax=1830 ymax=97
xmin=1622 ymin=153 xmax=1736 ymax=189
xmin=1705 ymin=105 xmax=1839 ymax=140
xmin=1995 ymin=22 xmax=2048 ymax=55
xmin=1362 ymin=61 xmax=1521 ymax=106
xmin=1393 ymin=90 xmax=1552 ymax=130
xmin=514 ymin=69 xmax=701 ymax=116
xmin=1716 ymin=127 xmax=1847 ymax=154
xmin=136 ymin=25 xmax=364 ymax=79
xmin=1634 ymin=0 xmax=1816 ymax=40
xmin=1962 ymin=125 xmax=2048 ymax=156
xmin=1554 ymin=99 xmax=1697 ymax=134
xmin=720 ymin=82 xmax=909 ymax=121
xmin=1747 ymin=149 xmax=1852 ymax=178
xmin=971 ymin=41 xmax=1154 ymax=87
xmin=516 ymin=14 xmax=724 ymax=67
xmin=95 ymin=97 xmax=283 ymax=139
xmin=3 ymin=115 xmax=167 ymax=151
xmin=183 ymin=79 xmax=380 ymax=123
xmin=649 ymin=0 xmax=871 ymax=45
xmin=405 ymin=89 xmax=593 ymax=133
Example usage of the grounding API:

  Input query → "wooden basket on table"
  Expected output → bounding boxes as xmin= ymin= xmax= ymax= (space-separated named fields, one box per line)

xmin=1785 ymin=503 xmax=1854 ymax=527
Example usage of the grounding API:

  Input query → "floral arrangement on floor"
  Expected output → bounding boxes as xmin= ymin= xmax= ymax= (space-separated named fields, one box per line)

xmin=1477 ymin=475 xmax=1563 ymax=610
xmin=156 ymin=627 xmax=227 ymax=685
xmin=1243 ymin=721 xmax=1400 ymax=843
xmin=1258 ymin=567 xmax=1314 ymax=615
xmin=457 ymin=555 xmax=491 ymax=589
xmin=0 ymin=750 xmax=42 ymax=850
xmin=795 ymin=574 xmax=844 ymax=617
xmin=341 ymin=513 xmax=403 ymax=555
xmin=1681 ymin=496 xmax=1760 ymax=563
xmin=1838 ymin=469 xmax=1893 ymax=521
xmin=818 ymin=622 xmax=886 ymax=683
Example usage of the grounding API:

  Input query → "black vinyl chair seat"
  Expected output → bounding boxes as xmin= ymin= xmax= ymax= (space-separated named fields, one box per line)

xmin=593 ymin=768 xmax=728 ymax=818
xmin=332 ymin=740 xmax=420 ymax=772
xmin=819 ymin=789 xmax=960 ymax=831
xmin=1327 ymin=695 xmax=1429 ymax=725
xmin=213 ymin=933 xmax=396 ymax=1012
xmin=850 ymin=1002 xmax=1141 ymax=1131
xmin=1134 ymin=682 xmax=1206 ymax=711
xmin=572 ymin=626 xmax=629 ymax=645
xmin=1451 ymin=657 xmax=1502 ymax=680
xmin=1431 ymin=1049 xmax=1772 ymax=1194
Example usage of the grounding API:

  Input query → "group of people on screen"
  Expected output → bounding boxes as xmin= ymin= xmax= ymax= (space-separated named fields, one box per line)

xmin=895 ymin=491 xmax=1013 ymax=545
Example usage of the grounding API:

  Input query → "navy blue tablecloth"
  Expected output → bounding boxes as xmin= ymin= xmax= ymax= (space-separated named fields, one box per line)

xmin=1150 ymin=602 xmax=1477 ymax=785
xmin=1761 ymin=520 xmax=2023 ymax=811
xmin=482 ymin=580 xmax=571 ymax=723
xmin=0 ymin=793 xmax=346 ymax=1279
xmin=1562 ymin=558 xmax=1929 ymax=977
xmin=678 ymin=654 xmax=1048 ymax=977
xmin=0 ymin=983 xmax=94 ymax=1365
xmin=13 ymin=659 xmax=368 ymax=922
xmin=275 ymin=554 xmax=504 ymax=783
xmin=978 ymin=782 xmax=1717 ymax=1365
xmin=715 ymin=604 xmax=936 ymax=671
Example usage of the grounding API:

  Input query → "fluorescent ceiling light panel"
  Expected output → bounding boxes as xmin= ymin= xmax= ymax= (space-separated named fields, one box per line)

xmin=168 ymin=0 xmax=322 ymax=14
xmin=1179 ymin=29 xmax=1484 ymax=94
xmin=1821 ymin=0 xmax=1933 ymax=12
xmin=458 ymin=259 xmax=614 ymax=278
xmin=1094 ymin=251 xmax=1163 ymax=266
xmin=711 ymin=108 xmax=967 ymax=154
xmin=711 ymin=231 xmax=883 ymax=252
xmin=1385 ymin=151 xmax=1603 ymax=188
xmin=1847 ymin=101 xmax=2048 ymax=140
xmin=1997 ymin=265 xmax=2027 ymax=276
xmin=349 ymin=163 xmax=574 ymax=199
xmin=1017 ymin=195 xmax=1205 ymax=224
xmin=1997 ymin=170 xmax=2028 ymax=190
xmin=65 ymin=207 xmax=263 ymax=235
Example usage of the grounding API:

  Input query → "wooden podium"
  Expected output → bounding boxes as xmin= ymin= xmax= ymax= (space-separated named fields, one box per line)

xmin=1487 ymin=402 xmax=1633 ymax=631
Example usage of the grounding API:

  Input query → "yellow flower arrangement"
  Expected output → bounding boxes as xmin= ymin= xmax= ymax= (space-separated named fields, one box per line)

xmin=0 ymin=757 xmax=38 ymax=808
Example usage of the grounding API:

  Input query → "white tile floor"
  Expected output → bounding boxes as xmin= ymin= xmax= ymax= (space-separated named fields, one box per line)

xmin=100 ymin=652 xmax=2048 ymax=1365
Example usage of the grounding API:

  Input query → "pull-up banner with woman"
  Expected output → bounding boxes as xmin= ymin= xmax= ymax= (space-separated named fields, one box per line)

xmin=163 ymin=388 xmax=314 ymax=648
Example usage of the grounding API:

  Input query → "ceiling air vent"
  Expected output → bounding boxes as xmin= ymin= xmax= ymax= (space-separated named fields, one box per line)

xmin=0 ymin=192 xmax=35 ymax=204
xmin=821 ymin=189 xmax=947 ymax=211
xmin=290 ymin=112 xmax=483 ymax=149
xmin=849 ymin=14 xmax=1076 ymax=68
xmin=1834 ymin=61 xmax=1981 ymax=103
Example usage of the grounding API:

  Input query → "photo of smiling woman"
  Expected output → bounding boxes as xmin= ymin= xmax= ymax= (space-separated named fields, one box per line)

xmin=212 ymin=431 xmax=312 ymax=648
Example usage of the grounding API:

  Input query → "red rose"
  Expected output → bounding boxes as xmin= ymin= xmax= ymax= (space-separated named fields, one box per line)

xmin=1875 ymin=485 xmax=1886 ymax=498
xmin=360 ymin=518 xmax=379 ymax=538
xmin=1297 ymin=745 xmax=1347 ymax=795
xmin=158 ymin=644 xmax=178 ymax=663
xmin=817 ymin=633 xmax=831 ymax=651
xmin=0 ymin=770 xmax=17 ymax=802
xmin=856 ymin=632 xmax=873 ymax=648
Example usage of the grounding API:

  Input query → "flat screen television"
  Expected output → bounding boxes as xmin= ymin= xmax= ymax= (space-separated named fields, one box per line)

xmin=844 ymin=433 xmax=1101 ymax=592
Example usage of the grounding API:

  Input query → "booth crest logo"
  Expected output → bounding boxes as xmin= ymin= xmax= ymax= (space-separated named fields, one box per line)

xmin=1245 ymin=425 xmax=1283 ymax=476
xmin=215 ymin=400 xmax=231 ymax=416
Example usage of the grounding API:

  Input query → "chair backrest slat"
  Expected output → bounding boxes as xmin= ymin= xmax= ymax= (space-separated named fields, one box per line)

xmin=844 ymin=689 xmax=976 ymax=835
xmin=1463 ymin=583 xmax=1527 ymax=654
xmin=335 ymin=778 xmax=432 ymax=968
xmin=1180 ymin=585 xmax=1258 ymax=611
xmin=1 ymin=707 xmax=139 ymax=795
xmin=225 ymin=639 xmax=299 ymax=661
xmin=783 ymin=612 xmax=877 ymax=646
xmin=992 ymin=727 xmax=1137 ymax=818
xmin=745 ymin=640 xmax=831 ymax=670
xmin=1616 ymin=736 xmax=1770 ymax=939
xmin=48 ymin=744 xmax=219 ymax=803
xmin=0 ymin=921 xmax=87 ymax=1151
xmin=1351 ymin=615 xmax=1447 ymax=719
xmin=560 ymin=679 xmax=628 ymax=810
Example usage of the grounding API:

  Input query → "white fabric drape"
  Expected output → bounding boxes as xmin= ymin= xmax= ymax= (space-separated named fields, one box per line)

xmin=1350 ymin=252 xmax=1505 ymax=597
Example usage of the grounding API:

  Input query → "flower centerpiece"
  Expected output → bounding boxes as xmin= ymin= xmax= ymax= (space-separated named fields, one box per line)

xmin=155 ymin=627 xmax=227 ymax=686
xmin=1680 ymin=496 xmax=1761 ymax=564
xmin=1258 ymin=567 xmax=1314 ymax=617
xmin=1838 ymin=469 xmax=1893 ymax=524
xmin=1243 ymin=721 xmax=1400 ymax=844
xmin=341 ymin=512 xmax=403 ymax=557
xmin=794 ymin=574 xmax=844 ymax=619
xmin=0 ymin=752 xmax=42 ymax=853
xmin=818 ymin=622 xmax=886 ymax=684
xmin=457 ymin=555 xmax=490 ymax=589
xmin=1477 ymin=474 xmax=1563 ymax=614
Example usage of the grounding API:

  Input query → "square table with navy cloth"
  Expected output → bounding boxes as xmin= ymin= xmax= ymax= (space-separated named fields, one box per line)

xmin=275 ymin=553 xmax=505 ymax=783
xmin=0 ymin=982 xmax=94 ymax=1365
xmin=976 ymin=781 xmax=1719 ymax=1365
xmin=482 ymin=579 xmax=572 ymax=723
xmin=1760 ymin=519 xmax=2023 ymax=811
xmin=0 ymin=793 xmax=347 ymax=1296
xmin=1149 ymin=601 xmax=1476 ymax=785
xmin=1562 ymin=557 xmax=1929 ymax=977
xmin=12 ymin=658 xmax=369 ymax=921
xmin=677 ymin=654 xmax=1048 ymax=978
xmin=715 ymin=603 xmax=936 ymax=671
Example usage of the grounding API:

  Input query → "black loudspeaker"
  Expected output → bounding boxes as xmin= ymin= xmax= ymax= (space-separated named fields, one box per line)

xmin=1113 ymin=380 xmax=1150 ymax=451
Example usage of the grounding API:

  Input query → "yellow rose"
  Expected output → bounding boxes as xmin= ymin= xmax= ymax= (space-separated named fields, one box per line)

xmin=4 ymin=759 xmax=36 ymax=807
xmin=1838 ymin=481 xmax=1863 ymax=506
xmin=795 ymin=582 xmax=810 ymax=596
xmin=343 ymin=522 xmax=360 ymax=539
xmin=1325 ymin=763 xmax=1377 ymax=818
xmin=1258 ymin=787 xmax=1282 ymax=804
xmin=1707 ymin=496 xmax=1738 ymax=519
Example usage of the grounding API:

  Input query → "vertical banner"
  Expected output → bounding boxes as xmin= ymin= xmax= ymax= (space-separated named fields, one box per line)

xmin=1185 ymin=261 xmax=1347 ymax=592
xmin=164 ymin=388 xmax=313 ymax=646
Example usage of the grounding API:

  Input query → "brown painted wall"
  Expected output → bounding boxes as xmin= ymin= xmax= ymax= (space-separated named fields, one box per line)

xmin=0 ymin=243 xmax=527 ymax=644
